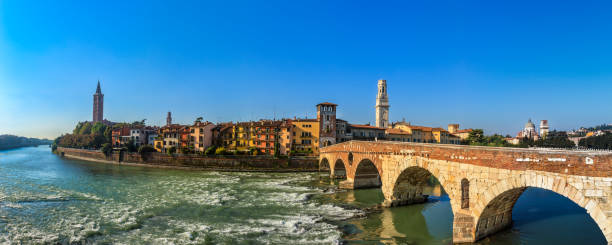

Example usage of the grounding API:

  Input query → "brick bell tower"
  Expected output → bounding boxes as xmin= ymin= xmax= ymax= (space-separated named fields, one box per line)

xmin=317 ymin=102 xmax=337 ymax=147
xmin=93 ymin=80 xmax=104 ymax=123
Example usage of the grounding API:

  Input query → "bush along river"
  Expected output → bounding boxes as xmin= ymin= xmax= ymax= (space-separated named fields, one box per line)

xmin=0 ymin=146 xmax=607 ymax=244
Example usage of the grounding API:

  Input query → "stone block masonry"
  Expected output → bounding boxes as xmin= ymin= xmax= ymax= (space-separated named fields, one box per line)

xmin=320 ymin=141 xmax=612 ymax=244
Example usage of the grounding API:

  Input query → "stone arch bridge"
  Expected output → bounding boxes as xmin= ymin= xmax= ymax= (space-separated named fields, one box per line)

xmin=319 ymin=141 xmax=612 ymax=244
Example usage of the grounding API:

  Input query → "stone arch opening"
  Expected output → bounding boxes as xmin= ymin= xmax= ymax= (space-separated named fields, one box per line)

xmin=319 ymin=158 xmax=331 ymax=178
xmin=474 ymin=187 xmax=608 ymax=244
xmin=353 ymin=159 xmax=381 ymax=189
xmin=333 ymin=159 xmax=347 ymax=180
xmin=385 ymin=166 xmax=446 ymax=208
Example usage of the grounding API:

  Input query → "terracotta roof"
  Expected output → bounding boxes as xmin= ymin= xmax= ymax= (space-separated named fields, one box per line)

xmin=455 ymin=129 xmax=473 ymax=134
xmin=386 ymin=128 xmax=412 ymax=135
xmin=351 ymin=124 xmax=385 ymax=130
xmin=317 ymin=102 xmax=337 ymax=106
xmin=294 ymin=119 xmax=318 ymax=122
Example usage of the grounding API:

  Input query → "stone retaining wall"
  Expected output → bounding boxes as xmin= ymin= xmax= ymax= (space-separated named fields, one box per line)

xmin=57 ymin=147 xmax=318 ymax=171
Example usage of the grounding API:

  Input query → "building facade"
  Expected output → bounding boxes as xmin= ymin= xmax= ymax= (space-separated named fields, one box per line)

xmin=375 ymin=79 xmax=390 ymax=128
xmin=191 ymin=121 xmax=216 ymax=152
xmin=93 ymin=81 xmax=104 ymax=123
xmin=291 ymin=119 xmax=320 ymax=155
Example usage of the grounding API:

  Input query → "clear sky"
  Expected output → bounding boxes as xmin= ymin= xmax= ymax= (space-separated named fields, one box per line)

xmin=1 ymin=1 xmax=611 ymax=139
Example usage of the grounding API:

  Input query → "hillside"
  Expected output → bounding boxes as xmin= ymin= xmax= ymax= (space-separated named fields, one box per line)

xmin=0 ymin=135 xmax=53 ymax=150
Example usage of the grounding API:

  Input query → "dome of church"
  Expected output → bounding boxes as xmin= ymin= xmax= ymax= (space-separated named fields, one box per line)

xmin=525 ymin=119 xmax=535 ymax=129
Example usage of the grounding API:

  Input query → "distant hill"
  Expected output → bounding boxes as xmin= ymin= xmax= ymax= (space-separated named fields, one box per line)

xmin=0 ymin=135 xmax=53 ymax=150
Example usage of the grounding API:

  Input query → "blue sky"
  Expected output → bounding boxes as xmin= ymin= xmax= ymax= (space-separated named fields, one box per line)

xmin=1 ymin=1 xmax=611 ymax=139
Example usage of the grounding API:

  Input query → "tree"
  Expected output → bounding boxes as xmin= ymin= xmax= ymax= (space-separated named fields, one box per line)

xmin=91 ymin=122 xmax=107 ymax=136
xmin=534 ymin=131 xmax=575 ymax=149
xmin=167 ymin=146 xmax=177 ymax=156
xmin=101 ymin=143 xmax=113 ymax=157
xmin=579 ymin=133 xmax=612 ymax=150
xmin=125 ymin=139 xmax=137 ymax=152
xmin=464 ymin=129 xmax=485 ymax=145
xmin=195 ymin=117 xmax=203 ymax=123
xmin=78 ymin=122 xmax=92 ymax=135
xmin=204 ymin=146 xmax=217 ymax=155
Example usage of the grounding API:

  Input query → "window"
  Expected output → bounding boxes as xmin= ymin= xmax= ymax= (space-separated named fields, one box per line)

xmin=461 ymin=178 xmax=469 ymax=209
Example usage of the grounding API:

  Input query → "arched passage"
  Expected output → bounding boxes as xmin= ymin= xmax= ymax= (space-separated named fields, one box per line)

xmin=474 ymin=178 xmax=610 ymax=244
xmin=353 ymin=159 xmax=382 ymax=189
xmin=384 ymin=166 xmax=448 ymax=208
xmin=319 ymin=158 xmax=330 ymax=172
xmin=332 ymin=159 xmax=347 ymax=180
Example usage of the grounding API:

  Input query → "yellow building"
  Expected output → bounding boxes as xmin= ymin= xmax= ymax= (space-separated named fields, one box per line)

xmin=291 ymin=119 xmax=320 ymax=155
xmin=391 ymin=122 xmax=460 ymax=144
xmin=447 ymin=124 xmax=473 ymax=140
xmin=230 ymin=122 xmax=257 ymax=151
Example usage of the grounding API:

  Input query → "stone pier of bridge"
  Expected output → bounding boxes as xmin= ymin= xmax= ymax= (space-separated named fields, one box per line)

xmin=319 ymin=141 xmax=612 ymax=244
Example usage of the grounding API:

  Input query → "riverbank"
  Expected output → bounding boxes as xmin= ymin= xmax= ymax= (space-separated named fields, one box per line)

xmin=56 ymin=147 xmax=319 ymax=172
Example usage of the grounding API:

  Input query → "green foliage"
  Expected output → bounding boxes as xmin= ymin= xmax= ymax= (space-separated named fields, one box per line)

xmin=180 ymin=147 xmax=193 ymax=154
xmin=204 ymin=146 xmax=217 ymax=155
xmin=78 ymin=122 xmax=93 ymax=135
xmin=101 ymin=143 xmax=113 ymax=156
xmin=274 ymin=142 xmax=280 ymax=157
xmin=51 ymin=142 xmax=58 ymax=152
xmin=125 ymin=139 xmax=137 ymax=152
xmin=215 ymin=147 xmax=227 ymax=155
xmin=462 ymin=129 xmax=513 ymax=147
xmin=195 ymin=117 xmax=203 ymax=123
xmin=579 ymin=133 xmax=612 ymax=150
xmin=91 ymin=122 xmax=107 ymax=136
xmin=138 ymin=144 xmax=156 ymax=154
xmin=0 ymin=135 xmax=52 ymax=150
xmin=167 ymin=146 xmax=177 ymax=156
xmin=56 ymin=134 xmax=106 ymax=149
xmin=534 ymin=131 xmax=575 ymax=148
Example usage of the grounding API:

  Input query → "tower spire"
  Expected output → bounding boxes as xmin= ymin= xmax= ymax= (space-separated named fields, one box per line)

xmin=96 ymin=80 xmax=101 ymax=94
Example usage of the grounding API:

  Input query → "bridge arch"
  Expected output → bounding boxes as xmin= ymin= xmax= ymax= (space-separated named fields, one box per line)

xmin=332 ymin=158 xmax=347 ymax=180
xmin=352 ymin=158 xmax=382 ymax=189
xmin=319 ymin=157 xmax=330 ymax=172
xmin=473 ymin=175 xmax=611 ymax=243
xmin=385 ymin=166 xmax=448 ymax=207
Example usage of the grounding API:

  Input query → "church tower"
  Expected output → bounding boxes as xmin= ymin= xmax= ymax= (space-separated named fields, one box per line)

xmin=93 ymin=81 xmax=104 ymax=123
xmin=375 ymin=79 xmax=390 ymax=128
xmin=166 ymin=112 xmax=172 ymax=126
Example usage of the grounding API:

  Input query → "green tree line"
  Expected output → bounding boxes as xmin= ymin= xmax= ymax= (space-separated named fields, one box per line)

xmin=0 ymin=135 xmax=52 ymax=150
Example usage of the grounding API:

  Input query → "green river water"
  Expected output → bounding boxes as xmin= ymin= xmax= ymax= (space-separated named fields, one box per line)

xmin=0 ymin=146 xmax=606 ymax=244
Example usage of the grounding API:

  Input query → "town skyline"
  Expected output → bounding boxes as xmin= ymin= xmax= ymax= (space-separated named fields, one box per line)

xmin=2 ymin=79 xmax=610 ymax=140
xmin=2 ymin=1 xmax=612 ymax=139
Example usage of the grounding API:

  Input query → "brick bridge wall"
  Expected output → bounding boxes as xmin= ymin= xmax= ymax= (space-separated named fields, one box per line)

xmin=320 ymin=141 xmax=612 ymax=244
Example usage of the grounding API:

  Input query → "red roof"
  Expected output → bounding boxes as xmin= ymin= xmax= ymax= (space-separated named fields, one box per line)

xmin=317 ymin=102 xmax=338 ymax=106
xmin=351 ymin=124 xmax=385 ymax=130
xmin=386 ymin=128 xmax=412 ymax=135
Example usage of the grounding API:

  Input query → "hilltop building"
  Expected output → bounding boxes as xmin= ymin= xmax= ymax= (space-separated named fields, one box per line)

xmin=517 ymin=119 xmax=540 ymax=140
xmin=93 ymin=81 xmax=104 ymax=123
xmin=448 ymin=124 xmax=474 ymax=140
xmin=375 ymin=79 xmax=390 ymax=128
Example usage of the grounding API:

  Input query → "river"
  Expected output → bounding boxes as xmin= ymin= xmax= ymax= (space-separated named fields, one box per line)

xmin=0 ymin=146 xmax=606 ymax=244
